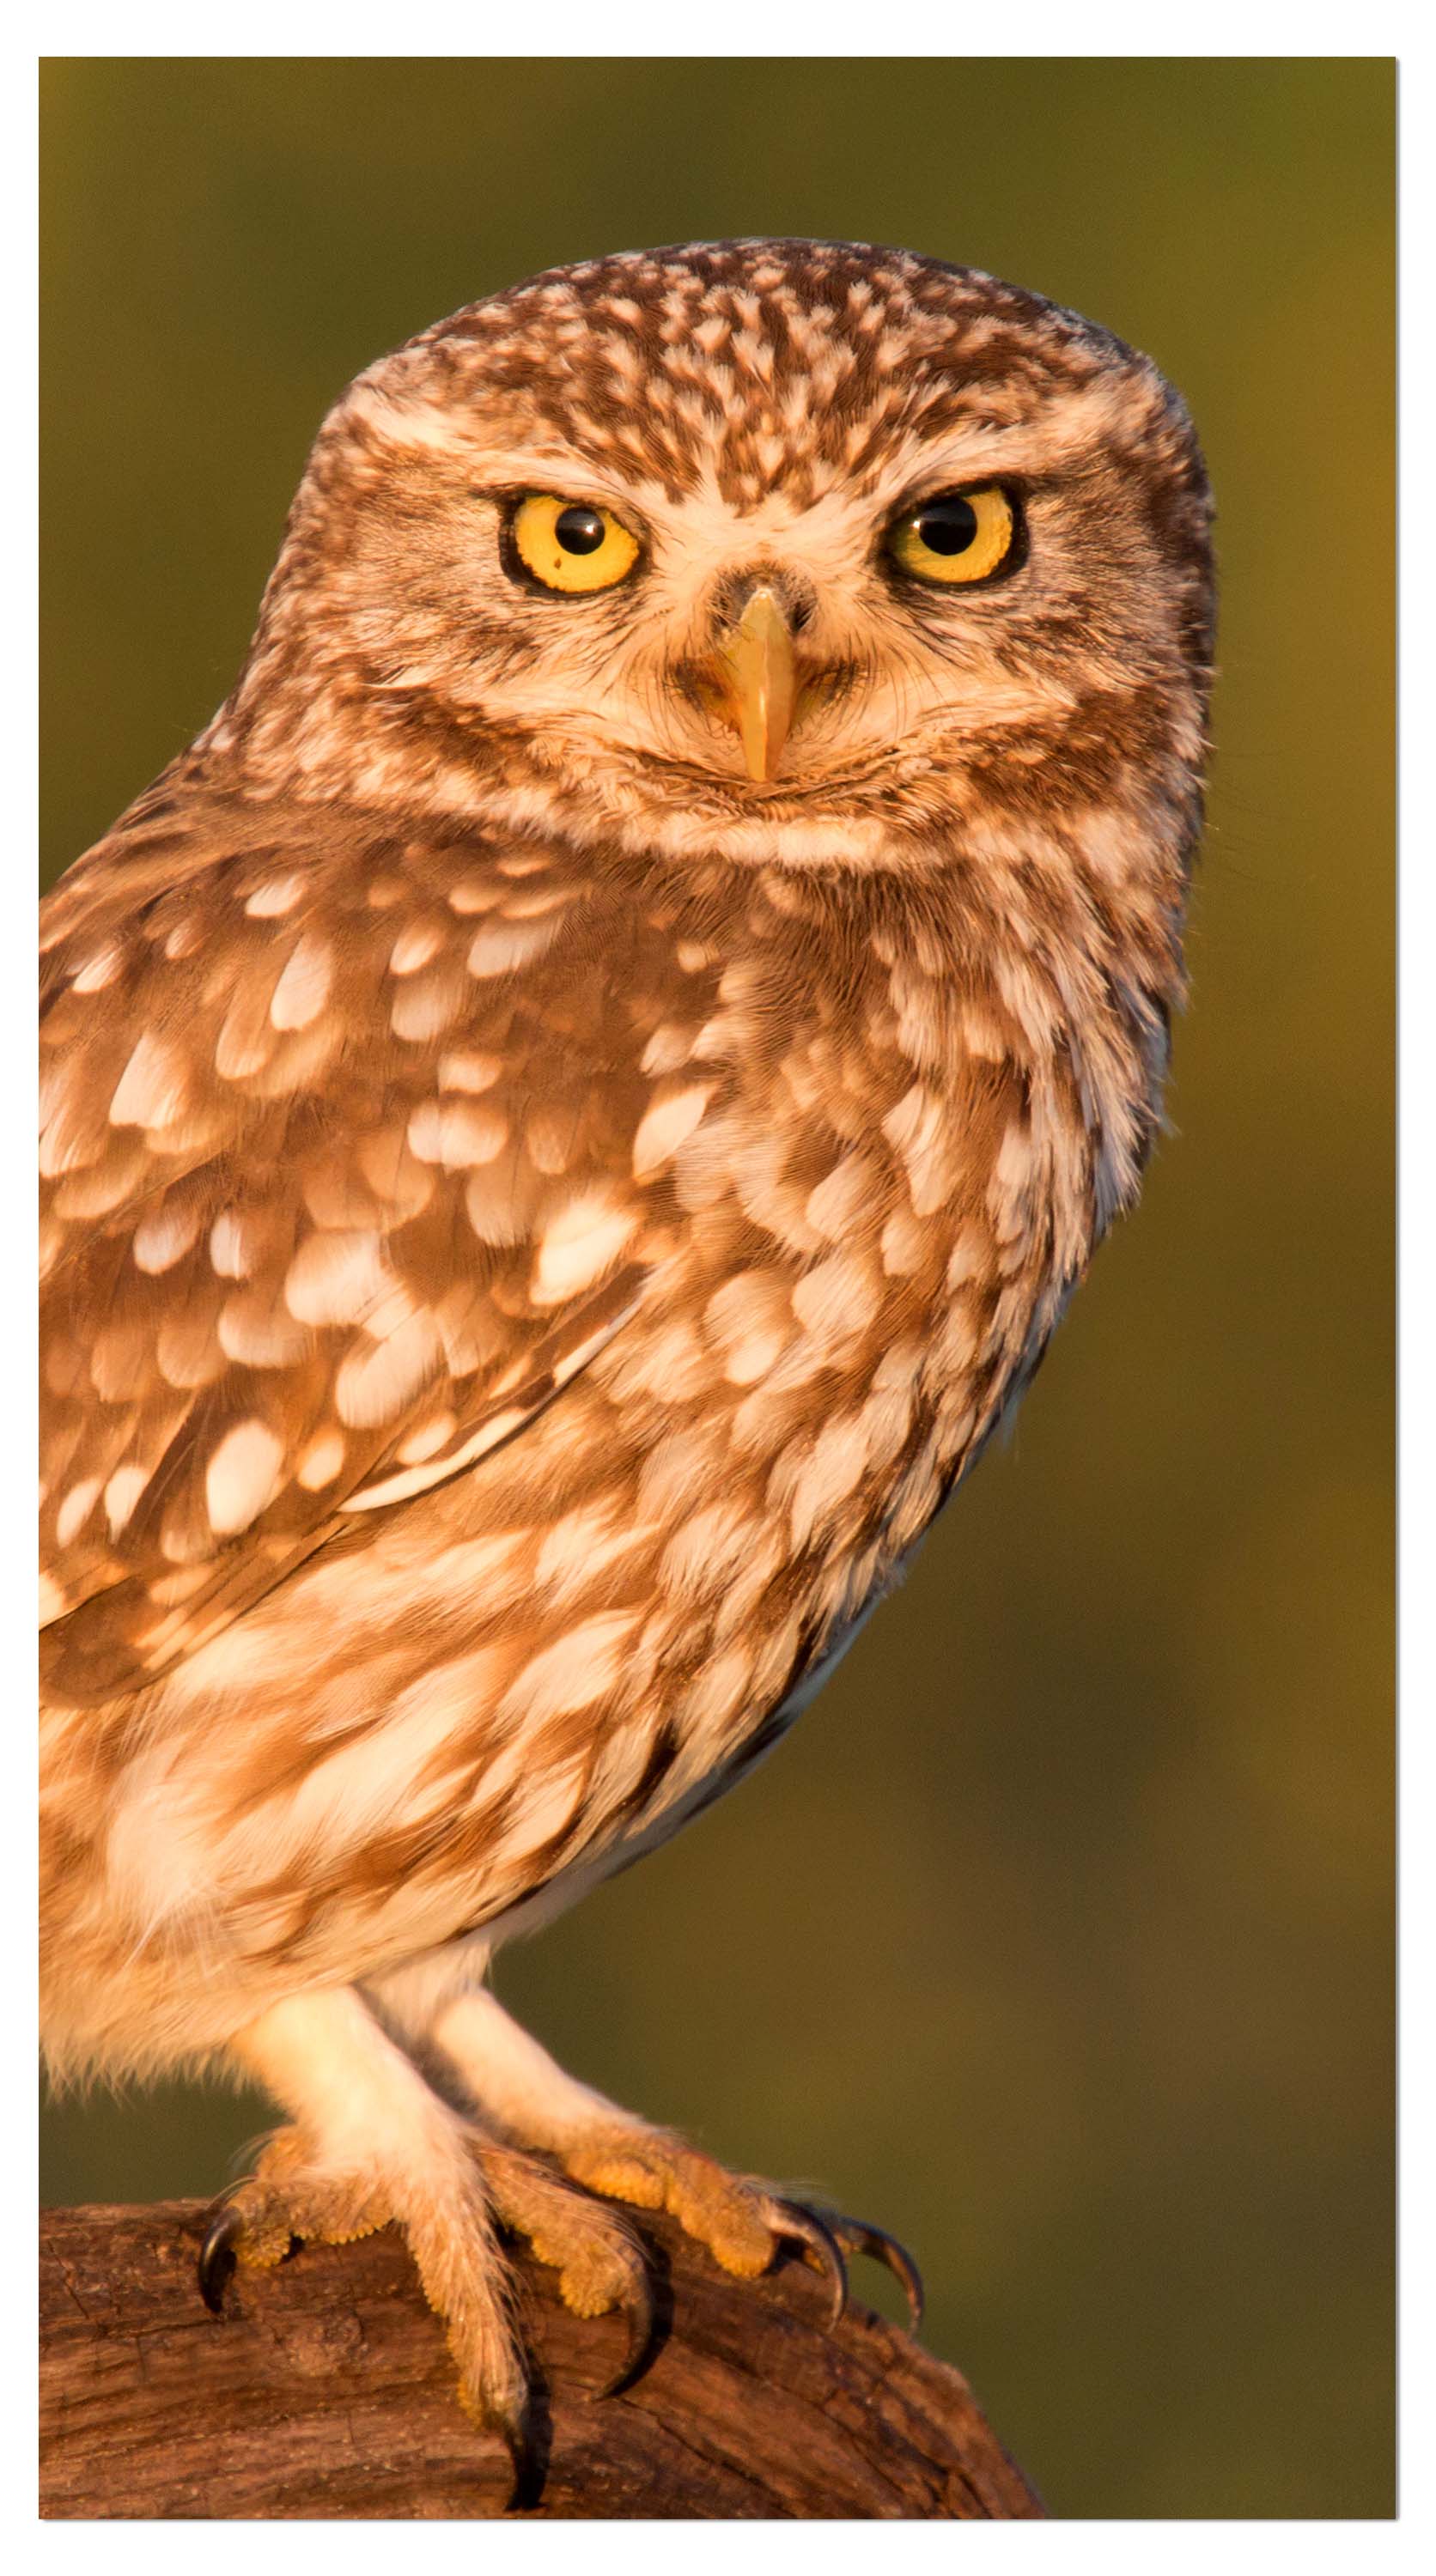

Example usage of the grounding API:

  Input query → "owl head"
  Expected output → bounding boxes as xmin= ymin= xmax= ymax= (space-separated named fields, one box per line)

xmin=217 ymin=240 xmax=1213 ymax=876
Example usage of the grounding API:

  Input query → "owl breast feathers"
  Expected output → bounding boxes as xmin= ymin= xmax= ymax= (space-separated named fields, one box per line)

xmin=40 ymin=238 xmax=1213 ymax=2084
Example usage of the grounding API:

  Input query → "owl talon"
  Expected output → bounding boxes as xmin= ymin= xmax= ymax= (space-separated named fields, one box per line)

xmin=597 ymin=2266 xmax=659 ymax=2398
xmin=758 ymin=2192 xmax=849 ymax=2326
xmin=831 ymin=2214 xmax=925 ymax=2331
xmin=459 ymin=2372 xmax=543 ymax=2513
xmin=197 ymin=2200 xmax=245 ymax=2314
xmin=495 ymin=2400 xmax=544 ymax=2513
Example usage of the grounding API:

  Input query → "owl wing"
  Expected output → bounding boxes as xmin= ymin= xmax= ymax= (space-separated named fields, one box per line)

xmin=40 ymin=788 xmax=708 ymax=1704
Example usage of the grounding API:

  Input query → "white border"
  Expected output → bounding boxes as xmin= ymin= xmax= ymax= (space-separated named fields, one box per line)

xmin=6 ymin=5 xmax=1428 ymax=58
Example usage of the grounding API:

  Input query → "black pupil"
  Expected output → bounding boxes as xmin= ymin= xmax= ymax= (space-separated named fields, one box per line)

xmin=555 ymin=505 xmax=606 ymax=556
xmin=915 ymin=494 xmax=978 ymax=556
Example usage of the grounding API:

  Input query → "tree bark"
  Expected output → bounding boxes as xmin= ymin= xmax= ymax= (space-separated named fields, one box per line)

xmin=40 ymin=2197 xmax=1045 ymax=2519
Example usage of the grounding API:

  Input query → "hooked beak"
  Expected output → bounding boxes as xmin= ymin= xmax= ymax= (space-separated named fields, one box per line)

xmin=706 ymin=586 xmax=798 ymax=783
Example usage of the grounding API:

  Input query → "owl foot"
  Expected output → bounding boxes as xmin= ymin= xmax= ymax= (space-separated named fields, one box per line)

xmin=198 ymin=2125 xmax=396 ymax=2293
xmin=473 ymin=2140 xmax=656 ymax=2392
xmin=424 ymin=1987 xmax=926 ymax=2338
xmin=556 ymin=2127 xmax=924 ymax=2330
xmin=197 ymin=2123 xmax=538 ymax=2505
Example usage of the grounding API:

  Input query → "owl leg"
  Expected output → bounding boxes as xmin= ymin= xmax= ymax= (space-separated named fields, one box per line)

xmin=426 ymin=1984 xmax=923 ymax=2330
xmin=197 ymin=1985 xmax=553 ymax=2498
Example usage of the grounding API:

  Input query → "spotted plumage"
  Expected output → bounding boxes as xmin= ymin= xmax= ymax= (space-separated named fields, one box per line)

xmin=40 ymin=238 xmax=1212 ymax=2476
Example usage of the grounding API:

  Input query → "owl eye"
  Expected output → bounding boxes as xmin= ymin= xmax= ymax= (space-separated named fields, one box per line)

xmin=510 ymin=493 xmax=641 ymax=595
xmin=886 ymin=486 xmax=1017 ymax=587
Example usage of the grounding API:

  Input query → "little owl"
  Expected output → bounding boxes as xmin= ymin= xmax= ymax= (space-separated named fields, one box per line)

xmin=40 ymin=239 xmax=1213 ymax=2486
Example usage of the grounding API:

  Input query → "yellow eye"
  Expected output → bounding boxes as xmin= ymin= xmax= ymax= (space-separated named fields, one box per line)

xmin=887 ymin=485 xmax=1017 ymax=586
xmin=511 ymin=493 xmax=641 ymax=594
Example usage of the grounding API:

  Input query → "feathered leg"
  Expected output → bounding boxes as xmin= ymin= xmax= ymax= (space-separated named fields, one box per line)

xmin=418 ymin=1983 xmax=922 ymax=2329
xmin=198 ymin=1984 xmax=644 ymax=2495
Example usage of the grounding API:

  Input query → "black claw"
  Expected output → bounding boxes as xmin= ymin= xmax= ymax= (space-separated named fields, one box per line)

xmin=835 ymin=2216 xmax=925 ymax=2334
xmin=497 ymin=2405 xmax=545 ymax=2513
xmin=597 ymin=2269 xmax=659 ymax=2399
xmin=198 ymin=2202 xmax=243 ymax=2315
xmin=764 ymin=2196 xmax=849 ymax=2328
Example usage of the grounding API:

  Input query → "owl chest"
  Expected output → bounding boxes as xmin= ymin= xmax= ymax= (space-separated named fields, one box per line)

xmin=682 ymin=1016 xmax=1078 ymax=1469
xmin=616 ymin=1004 xmax=1089 ymax=1728
xmin=538 ymin=1060 xmax=1078 ymax=1911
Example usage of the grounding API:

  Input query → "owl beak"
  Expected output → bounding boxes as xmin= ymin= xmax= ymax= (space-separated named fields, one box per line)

xmin=708 ymin=586 xmax=798 ymax=783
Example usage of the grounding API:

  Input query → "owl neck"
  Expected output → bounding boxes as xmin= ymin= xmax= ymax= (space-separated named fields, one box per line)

xmin=680 ymin=833 xmax=1187 ymax=1248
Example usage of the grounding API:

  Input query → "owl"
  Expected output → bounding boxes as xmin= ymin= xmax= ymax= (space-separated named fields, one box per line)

xmin=40 ymin=239 xmax=1213 ymax=2490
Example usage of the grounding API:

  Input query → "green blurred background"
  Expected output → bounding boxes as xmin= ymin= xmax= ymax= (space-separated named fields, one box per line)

xmin=40 ymin=58 xmax=1394 ymax=2519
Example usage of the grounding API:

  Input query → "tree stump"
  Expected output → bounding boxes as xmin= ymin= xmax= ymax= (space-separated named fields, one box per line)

xmin=40 ymin=2198 xmax=1045 ymax=2518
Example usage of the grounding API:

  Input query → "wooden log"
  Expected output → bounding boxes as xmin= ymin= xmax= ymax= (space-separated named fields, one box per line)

xmin=40 ymin=2197 xmax=1045 ymax=2519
